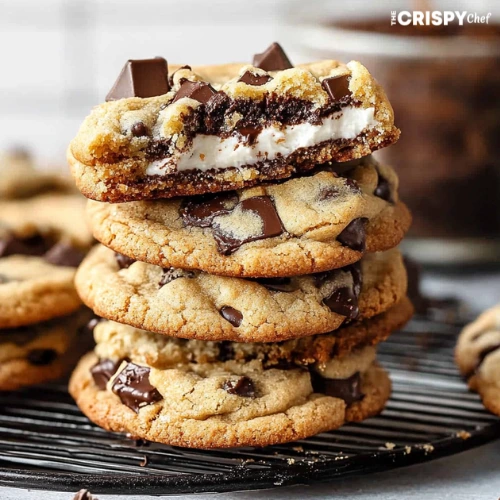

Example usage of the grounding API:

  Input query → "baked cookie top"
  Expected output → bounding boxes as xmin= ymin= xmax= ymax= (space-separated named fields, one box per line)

xmin=75 ymin=244 xmax=407 ymax=342
xmin=456 ymin=305 xmax=500 ymax=416
xmin=69 ymin=44 xmax=399 ymax=202
xmin=87 ymin=155 xmax=411 ymax=277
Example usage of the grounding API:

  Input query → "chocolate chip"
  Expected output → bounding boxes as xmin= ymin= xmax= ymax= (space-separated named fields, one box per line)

xmin=44 ymin=242 xmax=85 ymax=267
xmin=374 ymin=174 xmax=393 ymax=203
xmin=172 ymin=80 xmax=216 ymax=105
xmin=115 ymin=252 xmax=136 ymax=269
xmin=168 ymin=65 xmax=192 ymax=87
xmin=180 ymin=192 xmax=239 ymax=228
xmin=91 ymin=358 xmax=122 ymax=390
xmin=220 ymin=306 xmax=243 ymax=327
xmin=238 ymin=71 xmax=272 ymax=86
xmin=323 ymin=286 xmax=359 ymax=319
xmin=0 ymin=233 xmax=52 ymax=258
xmin=218 ymin=341 xmax=234 ymax=362
xmin=212 ymin=196 xmax=285 ymax=255
xmin=222 ymin=376 xmax=256 ymax=397
xmin=238 ymin=125 xmax=262 ymax=145
xmin=253 ymin=42 xmax=293 ymax=71
xmin=322 ymin=75 xmax=352 ymax=103
xmin=319 ymin=187 xmax=340 ymax=201
xmin=131 ymin=121 xmax=149 ymax=137
xmin=251 ymin=277 xmax=299 ymax=292
xmin=112 ymin=362 xmax=162 ymax=413
xmin=27 ymin=349 xmax=58 ymax=366
xmin=73 ymin=489 xmax=98 ymax=500
xmin=106 ymin=57 xmax=169 ymax=101
xmin=311 ymin=371 xmax=363 ymax=405
xmin=337 ymin=218 xmax=366 ymax=252
xmin=159 ymin=268 xmax=194 ymax=287
xmin=345 ymin=178 xmax=361 ymax=192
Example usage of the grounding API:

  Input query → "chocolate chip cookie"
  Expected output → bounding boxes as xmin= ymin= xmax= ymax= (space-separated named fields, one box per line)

xmin=75 ymin=245 xmax=407 ymax=342
xmin=456 ymin=304 xmax=500 ymax=416
xmin=70 ymin=314 xmax=396 ymax=448
xmin=0 ymin=308 xmax=94 ymax=390
xmin=87 ymin=156 xmax=411 ymax=277
xmin=69 ymin=43 xmax=399 ymax=203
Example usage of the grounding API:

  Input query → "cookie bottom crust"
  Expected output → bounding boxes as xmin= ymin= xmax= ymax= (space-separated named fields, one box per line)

xmin=70 ymin=353 xmax=391 ymax=449
xmin=69 ymin=129 xmax=399 ymax=203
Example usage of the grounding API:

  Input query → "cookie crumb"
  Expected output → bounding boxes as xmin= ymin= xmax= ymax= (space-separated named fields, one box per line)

xmin=287 ymin=458 xmax=296 ymax=465
xmin=292 ymin=446 xmax=304 ymax=452
xmin=456 ymin=430 xmax=471 ymax=440
xmin=404 ymin=446 xmax=412 ymax=454
xmin=384 ymin=442 xmax=396 ymax=450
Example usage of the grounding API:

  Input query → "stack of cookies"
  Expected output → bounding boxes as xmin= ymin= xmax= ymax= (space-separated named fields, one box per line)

xmin=68 ymin=43 xmax=412 ymax=448
xmin=0 ymin=150 xmax=94 ymax=391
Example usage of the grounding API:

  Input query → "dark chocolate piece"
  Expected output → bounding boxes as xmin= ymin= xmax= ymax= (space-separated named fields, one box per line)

xmin=91 ymin=358 xmax=122 ymax=390
xmin=311 ymin=371 xmax=363 ymax=404
xmin=323 ymin=286 xmax=359 ymax=319
xmin=115 ymin=252 xmax=136 ymax=269
xmin=238 ymin=125 xmax=262 ymax=145
xmin=220 ymin=306 xmax=243 ymax=327
xmin=0 ymin=233 xmax=52 ymax=258
xmin=212 ymin=196 xmax=285 ymax=255
xmin=374 ymin=174 xmax=394 ymax=203
xmin=168 ymin=65 xmax=192 ymax=87
xmin=337 ymin=218 xmax=366 ymax=252
xmin=251 ymin=277 xmax=299 ymax=292
xmin=27 ymin=348 xmax=58 ymax=366
xmin=321 ymin=75 xmax=352 ymax=103
xmin=44 ymin=242 xmax=85 ymax=267
xmin=253 ymin=42 xmax=293 ymax=71
xmin=180 ymin=192 xmax=239 ymax=228
xmin=112 ymin=362 xmax=162 ymax=413
xmin=159 ymin=268 xmax=195 ymax=287
xmin=106 ymin=57 xmax=169 ymax=101
xmin=222 ymin=376 xmax=256 ymax=397
xmin=238 ymin=71 xmax=272 ymax=86
xmin=131 ymin=121 xmax=149 ymax=137
xmin=172 ymin=80 xmax=216 ymax=105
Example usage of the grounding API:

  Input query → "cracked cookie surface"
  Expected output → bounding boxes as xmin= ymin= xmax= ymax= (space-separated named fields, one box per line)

xmin=87 ymin=156 xmax=410 ymax=277
xmin=69 ymin=58 xmax=399 ymax=202
xmin=75 ymin=245 xmax=407 ymax=342
xmin=456 ymin=304 xmax=500 ymax=416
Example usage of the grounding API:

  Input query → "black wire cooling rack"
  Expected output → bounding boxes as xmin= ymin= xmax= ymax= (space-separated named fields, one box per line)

xmin=0 ymin=311 xmax=499 ymax=495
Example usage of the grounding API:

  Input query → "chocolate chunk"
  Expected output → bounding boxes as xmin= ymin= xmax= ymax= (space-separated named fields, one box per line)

xmin=374 ymin=174 xmax=393 ymax=203
xmin=212 ymin=196 xmax=285 ymax=255
xmin=115 ymin=252 xmax=136 ymax=269
xmin=44 ymin=242 xmax=85 ymax=267
xmin=106 ymin=57 xmax=169 ymax=101
xmin=319 ymin=187 xmax=340 ymax=201
xmin=180 ymin=192 xmax=239 ymax=228
xmin=168 ymin=65 xmax=192 ymax=87
xmin=220 ymin=306 xmax=243 ymax=327
xmin=131 ymin=121 xmax=149 ymax=137
xmin=73 ymin=489 xmax=98 ymax=500
xmin=172 ymin=80 xmax=216 ymax=105
xmin=311 ymin=372 xmax=363 ymax=405
xmin=0 ymin=233 xmax=52 ymax=258
xmin=253 ymin=42 xmax=293 ymax=71
xmin=27 ymin=349 xmax=58 ymax=366
xmin=91 ymin=358 xmax=122 ymax=390
xmin=323 ymin=286 xmax=359 ymax=319
xmin=238 ymin=71 xmax=272 ymax=86
xmin=321 ymin=75 xmax=352 ymax=103
xmin=252 ymin=277 xmax=299 ymax=292
xmin=159 ymin=267 xmax=194 ymax=287
xmin=218 ymin=341 xmax=234 ymax=362
xmin=337 ymin=218 xmax=366 ymax=252
xmin=238 ymin=125 xmax=262 ymax=145
xmin=222 ymin=376 xmax=256 ymax=397
xmin=112 ymin=362 xmax=162 ymax=413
